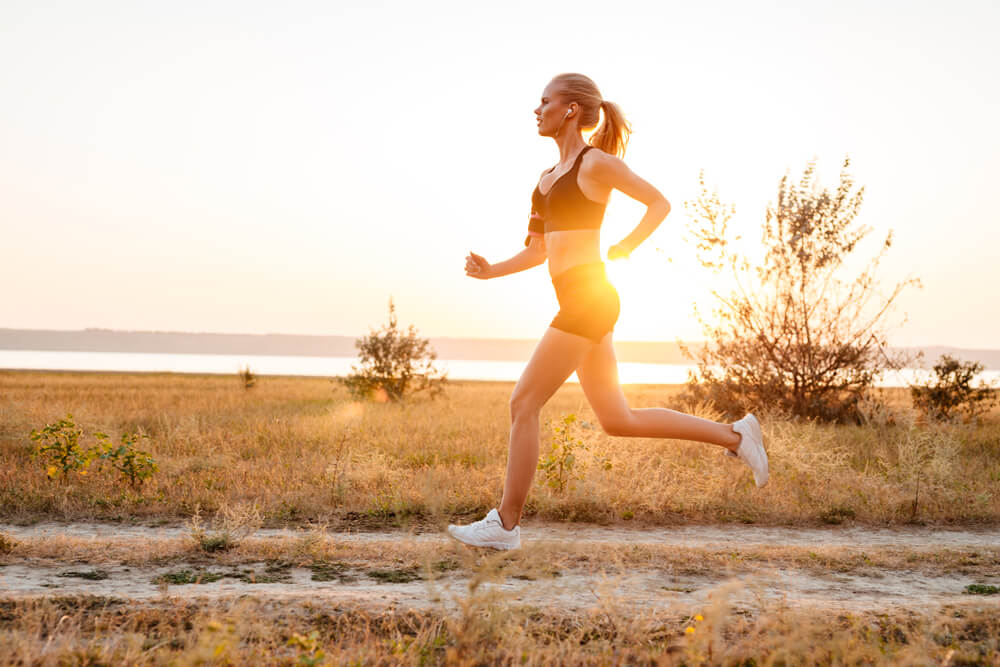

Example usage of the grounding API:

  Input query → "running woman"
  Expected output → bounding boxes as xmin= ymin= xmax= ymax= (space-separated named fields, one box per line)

xmin=449 ymin=73 xmax=768 ymax=551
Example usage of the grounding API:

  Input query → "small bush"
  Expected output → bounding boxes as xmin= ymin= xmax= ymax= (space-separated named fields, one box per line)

xmin=29 ymin=414 xmax=95 ymax=481
xmin=538 ymin=414 xmax=584 ymax=493
xmin=29 ymin=416 xmax=160 ymax=489
xmin=538 ymin=414 xmax=611 ymax=493
xmin=93 ymin=430 xmax=159 ymax=489
xmin=239 ymin=365 xmax=257 ymax=390
xmin=910 ymin=354 xmax=998 ymax=422
xmin=339 ymin=298 xmax=446 ymax=402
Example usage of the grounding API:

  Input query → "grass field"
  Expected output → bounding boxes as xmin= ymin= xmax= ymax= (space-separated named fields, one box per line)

xmin=1 ymin=370 xmax=998 ymax=527
xmin=1 ymin=369 xmax=999 ymax=664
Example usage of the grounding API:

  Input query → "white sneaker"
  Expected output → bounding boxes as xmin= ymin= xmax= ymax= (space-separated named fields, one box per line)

xmin=447 ymin=509 xmax=521 ymax=550
xmin=731 ymin=413 xmax=769 ymax=487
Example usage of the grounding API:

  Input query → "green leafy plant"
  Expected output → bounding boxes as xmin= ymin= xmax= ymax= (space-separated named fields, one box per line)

xmin=538 ymin=414 xmax=584 ymax=493
xmin=29 ymin=414 xmax=96 ymax=480
xmin=339 ymin=297 xmax=447 ymax=402
xmin=963 ymin=583 xmax=999 ymax=596
xmin=93 ymin=430 xmax=159 ymax=489
xmin=910 ymin=354 xmax=998 ymax=422
xmin=287 ymin=630 xmax=327 ymax=666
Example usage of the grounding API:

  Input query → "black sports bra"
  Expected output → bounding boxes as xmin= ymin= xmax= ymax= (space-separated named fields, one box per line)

xmin=524 ymin=145 xmax=608 ymax=246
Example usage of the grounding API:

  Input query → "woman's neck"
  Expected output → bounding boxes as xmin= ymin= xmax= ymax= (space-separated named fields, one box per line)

xmin=554 ymin=132 xmax=587 ymax=165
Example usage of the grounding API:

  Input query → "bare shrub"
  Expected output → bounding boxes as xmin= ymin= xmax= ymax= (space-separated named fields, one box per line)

xmin=910 ymin=354 xmax=998 ymax=422
xmin=186 ymin=502 xmax=263 ymax=553
xmin=680 ymin=158 xmax=920 ymax=422
xmin=339 ymin=298 xmax=447 ymax=402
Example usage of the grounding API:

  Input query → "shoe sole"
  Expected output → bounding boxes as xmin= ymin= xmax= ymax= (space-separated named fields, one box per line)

xmin=745 ymin=414 xmax=764 ymax=449
xmin=744 ymin=413 xmax=768 ymax=487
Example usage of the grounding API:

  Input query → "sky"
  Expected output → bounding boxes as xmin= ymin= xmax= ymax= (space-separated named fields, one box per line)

xmin=1 ymin=0 xmax=998 ymax=348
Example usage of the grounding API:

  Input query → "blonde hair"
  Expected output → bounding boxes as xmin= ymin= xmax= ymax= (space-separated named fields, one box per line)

xmin=551 ymin=72 xmax=632 ymax=158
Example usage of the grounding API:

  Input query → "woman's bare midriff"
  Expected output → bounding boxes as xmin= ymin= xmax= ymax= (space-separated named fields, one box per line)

xmin=545 ymin=229 xmax=603 ymax=277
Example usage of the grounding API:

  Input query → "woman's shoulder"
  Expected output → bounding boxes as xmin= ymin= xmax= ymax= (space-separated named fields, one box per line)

xmin=581 ymin=145 xmax=625 ymax=180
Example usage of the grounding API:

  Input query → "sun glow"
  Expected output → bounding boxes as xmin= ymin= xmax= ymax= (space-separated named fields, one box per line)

xmin=604 ymin=251 xmax=707 ymax=343
xmin=0 ymin=3 xmax=995 ymax=347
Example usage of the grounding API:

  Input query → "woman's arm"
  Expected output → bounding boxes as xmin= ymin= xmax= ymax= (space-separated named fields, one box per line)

xmin=466 ymin=236 xmax=546 ymax=279
xmin=589 ymin=152 xmax=672 ymax=259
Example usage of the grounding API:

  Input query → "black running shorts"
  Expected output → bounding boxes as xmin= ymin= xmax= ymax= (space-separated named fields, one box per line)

xmin=549 ymin=262 xmax=620 ymax=343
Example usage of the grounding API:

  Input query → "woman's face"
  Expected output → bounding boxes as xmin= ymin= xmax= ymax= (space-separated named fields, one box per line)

xmin=534 ymin=81 xmax=573 ymax=137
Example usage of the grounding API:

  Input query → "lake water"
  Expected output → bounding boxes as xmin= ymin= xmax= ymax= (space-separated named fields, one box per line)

xmin=2 ymin=349 xmax=997 ymax=388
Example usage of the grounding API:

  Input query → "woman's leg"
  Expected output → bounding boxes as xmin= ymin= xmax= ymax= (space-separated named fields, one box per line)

xmin=497 ymin=326 xmax=595 ymax=529
xmin=575 ymin=334 xmax=742 ymax=449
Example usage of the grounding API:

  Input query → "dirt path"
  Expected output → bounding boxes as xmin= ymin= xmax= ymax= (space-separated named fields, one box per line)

xmin=2 ymin=523 xmax=998 ymax=614
xmin=4 ymin=521 xmax=999 ymax=548
xmin=0 ymin=560 xmax=986 ymax=613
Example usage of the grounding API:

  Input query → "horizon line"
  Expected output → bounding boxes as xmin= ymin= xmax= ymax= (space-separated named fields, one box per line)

xmin=0 ymin=326 xmax=995 ymax=352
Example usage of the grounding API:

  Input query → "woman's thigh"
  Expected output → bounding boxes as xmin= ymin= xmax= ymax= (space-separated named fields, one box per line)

xmin=510 ymin=327 xmax=594 ymax=415
xmin=575 ymin=334 xmax=632 ymax=428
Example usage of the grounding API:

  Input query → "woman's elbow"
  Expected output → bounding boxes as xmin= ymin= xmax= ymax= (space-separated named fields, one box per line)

xmin=645 ymin=195 xmax=670 ymax=216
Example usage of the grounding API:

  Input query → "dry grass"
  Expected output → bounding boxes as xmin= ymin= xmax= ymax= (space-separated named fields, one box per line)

xmin=1 ymin=370 xmax=998 ymax=527
xmin=0 ymin=590 xmax=997 ymax=664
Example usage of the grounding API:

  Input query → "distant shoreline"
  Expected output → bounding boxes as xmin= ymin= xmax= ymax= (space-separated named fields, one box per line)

xmin=1 ymin=327 xmax=998 ymax=369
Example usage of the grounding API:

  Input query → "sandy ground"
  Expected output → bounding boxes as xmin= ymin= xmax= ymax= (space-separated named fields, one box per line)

xmin=0 ymin=561 xmax=985 ymax=613
xmin=4 ymin=521 xmax=1000 ymax=548
xmin=2 ymin=523 xmax=998 ymax=614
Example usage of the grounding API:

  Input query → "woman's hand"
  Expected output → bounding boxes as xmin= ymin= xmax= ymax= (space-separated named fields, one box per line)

xmin=465 ymin=251 xmax=493 ymax=279
xmin=607 ymin=242 xmax=632 ymax=261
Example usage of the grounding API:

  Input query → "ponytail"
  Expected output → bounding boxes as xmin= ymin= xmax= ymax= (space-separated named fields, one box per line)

xmin=549 ymin=73 xmax=632 ymax=159
xmin=589 ymin=100 xmax=632 ymax=159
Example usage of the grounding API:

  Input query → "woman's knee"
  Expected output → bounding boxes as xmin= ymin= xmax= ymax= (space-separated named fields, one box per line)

xmin=509 ymin=390 xmax=543 ymax=423
xmin=598 ymin=410 xmax=634 ymax=437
